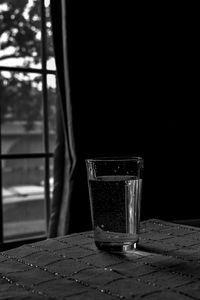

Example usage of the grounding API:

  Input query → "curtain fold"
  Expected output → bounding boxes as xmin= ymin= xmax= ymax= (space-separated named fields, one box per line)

xmin=48 ymin=1 xmax=92 ymax=237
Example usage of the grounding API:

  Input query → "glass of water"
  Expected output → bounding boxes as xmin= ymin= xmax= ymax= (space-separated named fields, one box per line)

xmin=85 ymin=157 xmax=144 ymax=252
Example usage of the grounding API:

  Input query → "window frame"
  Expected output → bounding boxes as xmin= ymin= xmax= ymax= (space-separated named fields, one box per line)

xmin=0 ymin=0 xmax=56 ymax=247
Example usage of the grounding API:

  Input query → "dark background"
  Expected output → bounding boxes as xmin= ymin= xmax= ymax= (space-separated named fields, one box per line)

xmin=54 ymin=3 xmax=198 ymax=224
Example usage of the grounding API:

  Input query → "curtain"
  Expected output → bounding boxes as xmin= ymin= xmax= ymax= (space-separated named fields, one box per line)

xmin=48 ymin=1 xmax=92 ymax=236
xmin=49 ymin=1 xmax=199 ymax=237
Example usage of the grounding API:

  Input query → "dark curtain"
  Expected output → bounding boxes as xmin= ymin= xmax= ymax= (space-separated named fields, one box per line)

xmin=49 ymin=1 xmax=199 ymax=237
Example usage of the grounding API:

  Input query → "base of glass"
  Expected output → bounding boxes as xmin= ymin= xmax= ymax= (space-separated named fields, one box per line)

xmin=93 ymin=227 xmax=139 ymax=253
xmin=95 ymin=240 xmax=137 ymax=253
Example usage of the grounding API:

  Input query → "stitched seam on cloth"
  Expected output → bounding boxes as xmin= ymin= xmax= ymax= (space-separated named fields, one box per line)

xmin=59 ymin=238 xmax=200 ymax=272
xmin=145 ymin=219 xmax=200 ymax=232
xmin=28 ymin=242 xmax=197 ymax=296
xmin=30 ymin=233 xmax=200 ymax=280
xmin=0 ymin=270 xmax=56 ymax=299
xmin=1 ymin=220 xmax=200 ymax=299
xmin=0 ymin=251 xmax=128 ymax=299
xmin=0 ymin=247 xmax=168 ymax=299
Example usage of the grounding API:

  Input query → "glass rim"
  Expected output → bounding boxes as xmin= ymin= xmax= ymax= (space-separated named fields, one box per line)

xmin=85 ymin=156 xmax=143 ymax=162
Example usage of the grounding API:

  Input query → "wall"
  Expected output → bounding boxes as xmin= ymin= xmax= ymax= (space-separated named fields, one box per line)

xmin=65 ymin=3 xmax=198 ymax=222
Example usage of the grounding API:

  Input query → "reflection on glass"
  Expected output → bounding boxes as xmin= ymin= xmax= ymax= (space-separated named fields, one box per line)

xmin=41 ymin=157 xmax=54 ymax=202
xmin=49 ymin=157 xmax=54 ymax=187
xmin=2 ymin=158 xmax=46 ymax=241
xmin=1 ymin=71 xmax=44 ymax=154
xmin=47 ymin=74 xmax=56 ymax=152
xmin=0 ymin=0 xmax=42 ymax=69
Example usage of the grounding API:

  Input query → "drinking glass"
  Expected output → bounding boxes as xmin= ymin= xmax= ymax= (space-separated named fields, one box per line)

xmin=85 ymin=157 xmax=144 ymax=252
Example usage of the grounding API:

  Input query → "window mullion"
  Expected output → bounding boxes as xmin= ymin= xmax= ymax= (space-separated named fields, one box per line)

xmin=0 ymin=103 xmax=3 ymax=243
xmin=41 ymin=0 xmax=50 ymax=228
xmin=0 ymin=66 xmax=56 ymax=75
xmin=0 ymin=163 xmax=3 ymax=243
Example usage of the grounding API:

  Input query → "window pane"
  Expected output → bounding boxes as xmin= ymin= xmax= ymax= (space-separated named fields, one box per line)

xmin=1 ymin=71 xmax=45 ymax=154
xmin=2 ymin=158 xmax=46 ymax=241
xmin=0 ymin=0 xmax=42 ymax=69
xmin=0 ymin=0 xmax=56 ymax=245
xmin=47 ymin=74 xmax=56 ymax=152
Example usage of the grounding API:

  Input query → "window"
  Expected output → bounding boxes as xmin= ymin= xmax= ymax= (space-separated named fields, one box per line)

xmin=0 ymin=0 xmax=57 ymax=245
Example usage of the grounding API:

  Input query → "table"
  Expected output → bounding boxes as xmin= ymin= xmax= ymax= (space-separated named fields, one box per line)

xmin=1 ymin=219 xmax=200 ymax=299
